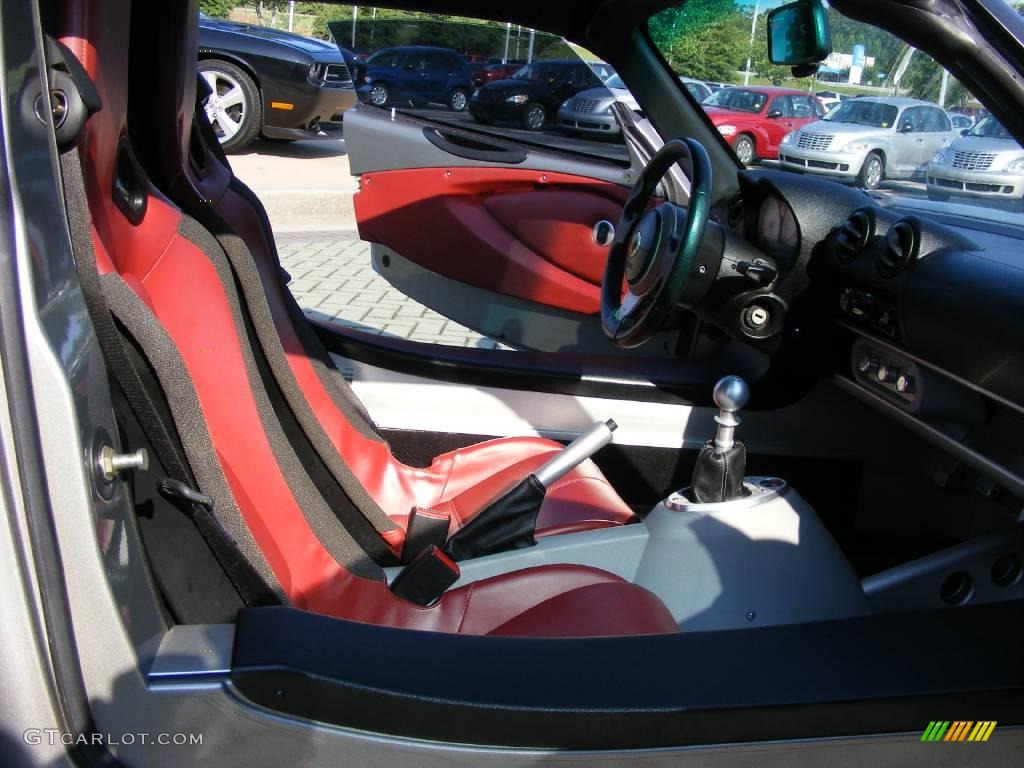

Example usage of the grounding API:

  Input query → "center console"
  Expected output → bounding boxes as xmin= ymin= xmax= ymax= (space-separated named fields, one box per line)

xmin=386 ymin=376 xmax=870 ymax=631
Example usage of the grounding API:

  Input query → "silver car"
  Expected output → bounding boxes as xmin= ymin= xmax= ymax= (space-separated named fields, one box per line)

xmin=558 ymin=75 xmax=709 ymax=136
xmin=927 ymin=115 xmax=1024 ymax=201
xmin=779 ymin=96 xmax=958 ymax=189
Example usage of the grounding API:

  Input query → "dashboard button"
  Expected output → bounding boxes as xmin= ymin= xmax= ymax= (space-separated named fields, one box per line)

xmin=896 ymin=374 xmax=916 ymax=394
xmin=876 ymin=364 xmax=899 ymax=383
xmin=858 ymin=356 xmax=880 ymax=376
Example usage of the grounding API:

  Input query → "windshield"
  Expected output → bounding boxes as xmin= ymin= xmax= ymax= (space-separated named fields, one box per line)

xmin=823 ymin=101 xmax=899 ymax=128
xmin=704 ymin=88 xmax=770 ymax=112
xmin=704 ymin=88 xmax=767 ymax=113
xmin=513 ymin=62 xmax=566 ymax=82
xmin=647 ymin=2 xmax=1024 ymax=226
xmin=968 ymin=116 xmax=1014 ymax=140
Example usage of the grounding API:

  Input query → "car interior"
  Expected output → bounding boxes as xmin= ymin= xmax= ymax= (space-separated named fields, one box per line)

xmin=13 ymin=0 xmax=1024 ymax=757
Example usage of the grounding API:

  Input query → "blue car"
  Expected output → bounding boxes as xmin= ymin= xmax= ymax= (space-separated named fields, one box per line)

xmin=356 ymin=45 xmax=474 ymax=111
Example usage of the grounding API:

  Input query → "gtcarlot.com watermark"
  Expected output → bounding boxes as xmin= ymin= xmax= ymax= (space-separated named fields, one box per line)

xmin=24 ymin=729 xmax=203 ymax=747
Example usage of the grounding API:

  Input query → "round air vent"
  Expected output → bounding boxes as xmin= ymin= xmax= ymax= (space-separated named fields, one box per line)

xmin=835 ymin=208 xmax=873 ymax=263
xmin=878 ymin=219 xmax=918 ymax=278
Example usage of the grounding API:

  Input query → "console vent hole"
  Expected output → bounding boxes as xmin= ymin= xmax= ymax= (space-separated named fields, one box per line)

xmin=879 ymin=219 xmax=918 ymax=277
xmin=992 ymin=554 xmax=1022 ymax=587
xmin=835 ymin=209 xmax=873 ymax=263
xmin=940 ymin=571 xmax=973 ymax=606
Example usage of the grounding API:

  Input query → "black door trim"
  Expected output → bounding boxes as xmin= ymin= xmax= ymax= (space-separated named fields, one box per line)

xmin=232 ymin=600 xmax=1024 ymax=750
xmin=311 ymin=319 xmax=744 ymax=405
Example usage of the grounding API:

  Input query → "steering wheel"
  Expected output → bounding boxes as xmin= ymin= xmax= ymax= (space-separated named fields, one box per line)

xmin=601 ymin=138 xmax=713 ymax=348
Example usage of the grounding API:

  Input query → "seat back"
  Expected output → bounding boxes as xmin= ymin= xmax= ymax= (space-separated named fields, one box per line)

xmin=59 ymin=0 xmax=409 ymax=617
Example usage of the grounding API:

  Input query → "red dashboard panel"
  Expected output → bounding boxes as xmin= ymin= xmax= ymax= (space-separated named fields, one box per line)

xmin=354 ymin=167 xmax=630 ymax=315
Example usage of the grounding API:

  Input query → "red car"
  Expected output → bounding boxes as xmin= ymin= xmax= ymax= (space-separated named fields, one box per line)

xmin=471 ymin=61 xmax=524 ymax=87
xmin=702 ymin=86 xmax=825 ymax=165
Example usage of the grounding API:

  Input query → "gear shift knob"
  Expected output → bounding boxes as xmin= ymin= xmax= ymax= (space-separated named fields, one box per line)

xmin=712 ymin=375 xmax=749 ymax=452
xmin=713 ymin=375 xmax=750 ymax=412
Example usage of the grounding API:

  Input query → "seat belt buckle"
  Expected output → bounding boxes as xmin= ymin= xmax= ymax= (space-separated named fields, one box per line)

xmin=389 ymin=545 xmax=460 ymax=607
xmin=401 ymin=505 xmax=451 ymax=564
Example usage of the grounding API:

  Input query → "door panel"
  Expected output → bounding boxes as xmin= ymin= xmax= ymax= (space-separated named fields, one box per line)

xmin=355 ymin=167 xmax=627 ymax=314
xmin=763 ymin=97 xmax=792 ymax=156
xmin=342 ymin=106 xmax=677 ymax=355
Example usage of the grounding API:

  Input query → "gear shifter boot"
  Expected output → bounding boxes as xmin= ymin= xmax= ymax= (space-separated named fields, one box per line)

xmin=691 ymin=440 xmax=748 ymax=503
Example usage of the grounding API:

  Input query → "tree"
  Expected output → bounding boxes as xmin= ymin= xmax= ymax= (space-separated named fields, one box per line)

xmin=748 ymin=13 xmax=791 ymax=85
xmin=649 ymin=1 xmax=748 ymax=82
xmin=199 ymin=0 xmax=234 ymax=18
xmin=255 ymin=1 xmax=288 ymax=26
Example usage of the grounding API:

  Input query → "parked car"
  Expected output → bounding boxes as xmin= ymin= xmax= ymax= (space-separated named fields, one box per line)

xmin=196 ymin=12 xmax=357 ymax=152
xmin=948 ymin=112 xmax=974 ymax=131
xmin=557 ymin=74 xmax=711 ymax=137
xmin=779 ymin=96 xmax=958 ymax=189
xmin=927 ymin=115 xmax=1024 ymax=201
xmin=472 ymin=61 xmax=523 ymax=87
xmin=356 ymin=45 xmax=474 ymax=111
xmin=469 ymin=59 xmax=605 ymax=130
xmin=701 ymin=85 xmax=825 ymax=165
xmin=681 ymin=77 xmax=712 ymax=102
xmin=949 ymin=104 xmax=988 ymax=122
xmin=815 ymin=90 xmax=850 ymax=109
xmin=557 ymin=73 xmax=635 ymax=136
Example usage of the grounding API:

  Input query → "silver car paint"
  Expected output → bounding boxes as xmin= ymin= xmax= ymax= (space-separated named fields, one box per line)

xmin=780 ymin=98 xmax=957 ymax=182
xmin=927 ymin=134 xmax=1024 ymax=200
xmin=557 ymin=78 xmax=709 ymax=136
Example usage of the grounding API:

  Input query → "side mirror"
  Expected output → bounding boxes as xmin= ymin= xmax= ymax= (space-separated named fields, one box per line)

xmin=766 ymin=110 xmax=784 ymax=119
xmin=767 ymin=0 xmax=832 ymax=66
xmin=898 ymin=123 xmax=914 ymax=133
xmin=961 ymin=128 xmax=970 ymax=136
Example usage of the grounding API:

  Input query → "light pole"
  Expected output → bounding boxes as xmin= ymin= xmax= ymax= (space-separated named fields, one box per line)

xmin=352 ymin=5 xmax=358 ymax=49
xmin=287 ymin=1 xmax=294 ymax=32
xmin=503 ymin=22 xmax=510 ymax=64
xmin=744 ymin=0 xmax=761 ymax=87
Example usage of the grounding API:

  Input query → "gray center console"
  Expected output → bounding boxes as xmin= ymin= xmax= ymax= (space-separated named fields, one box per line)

xmin=398 ymin=476 xmax=869 ymax=631
xmin=387 ymin=376 xmax=870 ymax=631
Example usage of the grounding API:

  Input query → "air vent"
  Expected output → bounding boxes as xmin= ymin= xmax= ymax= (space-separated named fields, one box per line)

xmin=835 ymin=208 xmax=873 ymax=263
xmin=878 ymin=219 xmax=918 ymax=277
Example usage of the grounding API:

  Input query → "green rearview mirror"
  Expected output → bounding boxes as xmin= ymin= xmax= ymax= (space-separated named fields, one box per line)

xmin=767 ymin=0 xmax=832 ymax=66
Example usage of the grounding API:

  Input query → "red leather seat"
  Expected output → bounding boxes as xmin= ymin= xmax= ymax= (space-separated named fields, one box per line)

xmin=58 ymin=0 xmax=678 ymax=637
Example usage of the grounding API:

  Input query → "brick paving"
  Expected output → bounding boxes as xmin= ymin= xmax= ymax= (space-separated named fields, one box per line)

xmin=276 ymin=231 xmax=506 ymax=349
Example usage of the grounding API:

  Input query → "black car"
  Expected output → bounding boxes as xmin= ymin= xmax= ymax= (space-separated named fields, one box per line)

xmin=353 ymin=45 xmax=475 ymax=111
xmin=469 ymin=59 xmax=604 ymax=130
xmin=197 ymin=13 xmax=357 ymax=152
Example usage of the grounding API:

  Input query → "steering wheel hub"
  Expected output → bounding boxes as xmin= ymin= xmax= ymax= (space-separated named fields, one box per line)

xmin=624 ymin=211 xmax=660 ymax=286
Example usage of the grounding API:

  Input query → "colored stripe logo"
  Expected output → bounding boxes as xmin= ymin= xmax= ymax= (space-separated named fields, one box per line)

xmin=921 ymin=721 xmax=997 ymax=742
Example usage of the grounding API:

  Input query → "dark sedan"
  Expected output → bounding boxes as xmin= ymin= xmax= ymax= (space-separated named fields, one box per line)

xmin=469 ymin=59 xmax=604 ymax=130
xmin=198 ymin=13 xmax=357 ymax=152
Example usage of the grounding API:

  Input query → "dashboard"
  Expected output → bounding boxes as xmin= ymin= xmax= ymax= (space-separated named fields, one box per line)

xmin=724 ymin=168 xmax=1024 ymax=500
xmin=755 ymin=196 xmax=799 ymax=261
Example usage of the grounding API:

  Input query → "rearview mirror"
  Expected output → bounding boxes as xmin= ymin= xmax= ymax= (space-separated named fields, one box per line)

xmin=767 ymin=0 xmax=832 ymax=66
